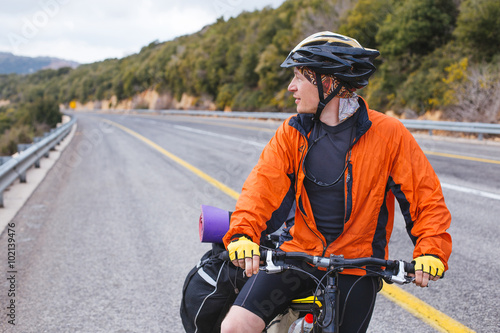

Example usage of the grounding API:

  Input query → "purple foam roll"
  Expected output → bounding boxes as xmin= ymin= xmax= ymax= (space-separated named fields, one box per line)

xmin=199 ymin=205 xmax=230 ymax=243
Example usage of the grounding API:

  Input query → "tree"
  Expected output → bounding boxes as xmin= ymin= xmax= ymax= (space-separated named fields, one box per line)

xmin=18 ymin=95 xmax=61 ymax=128
xmin=454 ymin=0 xmax=500 ymax=62
xmin=376 ymin=0 xmax=457 ymax=59
xmin=338 ymin=0 xmax=393 ymax=49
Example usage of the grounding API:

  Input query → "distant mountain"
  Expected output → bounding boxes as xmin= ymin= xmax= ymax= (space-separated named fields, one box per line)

xmin=0 ymin=52 xmax=79 ymax=75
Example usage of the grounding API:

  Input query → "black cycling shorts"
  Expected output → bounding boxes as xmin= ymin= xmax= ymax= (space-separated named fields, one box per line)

xmin=232 ymin=261 xmax=380 ymax=333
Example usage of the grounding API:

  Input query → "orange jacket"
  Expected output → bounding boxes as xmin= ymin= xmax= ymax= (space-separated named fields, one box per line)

xmin=223 ymin=98 xmax=452 ymax=275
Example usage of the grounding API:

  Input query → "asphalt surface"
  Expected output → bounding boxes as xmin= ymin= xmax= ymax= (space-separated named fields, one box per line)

xmin=0 ymin=112 xmax=498 ymax=332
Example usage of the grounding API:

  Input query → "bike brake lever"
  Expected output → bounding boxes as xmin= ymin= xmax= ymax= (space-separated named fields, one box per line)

xmin=261 ymin=250 xmax=283 ymax=274
xmin=390 ymin=261 xmax=414 ymax=285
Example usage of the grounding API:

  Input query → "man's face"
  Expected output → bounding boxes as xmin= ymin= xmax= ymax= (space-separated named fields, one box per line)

xmin=287 ymin=68 xmax=319 ymax=114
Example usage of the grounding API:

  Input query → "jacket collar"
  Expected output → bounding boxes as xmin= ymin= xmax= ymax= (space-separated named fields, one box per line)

xmin=289 ymin=96 xmax=372 ymax=142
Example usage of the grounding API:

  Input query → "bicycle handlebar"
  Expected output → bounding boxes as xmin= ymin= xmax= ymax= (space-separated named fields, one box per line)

xmin=220 ymin=249 xmax=415 ymax=285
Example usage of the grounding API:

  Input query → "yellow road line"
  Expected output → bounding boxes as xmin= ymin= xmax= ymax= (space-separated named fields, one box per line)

xmin=106 ymin=119 xmax=475 ymax=333
xmin=381 ymin=283 xmax=476 ymax=332
xmin=423 ymin=150 xmax=500 ymax=164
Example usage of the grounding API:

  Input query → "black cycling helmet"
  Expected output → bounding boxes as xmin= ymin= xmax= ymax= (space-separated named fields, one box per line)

xmin=281 ymin=31 xmax=380 ymax=120
xmin=281 ymin=31 xmax=380 ymax=90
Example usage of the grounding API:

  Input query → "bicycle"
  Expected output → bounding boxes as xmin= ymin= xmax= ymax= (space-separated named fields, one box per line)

xmin=220 ymin=248 xmax=415 ymax=333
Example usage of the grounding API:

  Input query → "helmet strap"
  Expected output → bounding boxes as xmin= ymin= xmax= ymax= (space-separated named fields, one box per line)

xmin=313 ymin=72 xmax=342 ymax=122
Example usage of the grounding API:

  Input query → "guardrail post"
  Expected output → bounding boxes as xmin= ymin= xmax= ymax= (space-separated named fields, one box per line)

xmin=478 ymin=133 xmax=483 ymax=141
xmin=33 ymin=139 xmax=42 ymax=168
xmin=50 ymin=129 xmax=57 ymax=150
xmin=16 ymin=145 xmax=29 ymax=181
xmin=428 ymin=130 xmax=433 ymax=136
xmin=19 ymin=171 xmax=27 ymax=183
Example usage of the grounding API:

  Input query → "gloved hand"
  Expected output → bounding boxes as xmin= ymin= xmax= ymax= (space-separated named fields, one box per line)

xmin=228 ymin=236 xmax=260 ymax=261
xmin=227 ymin=236 xmax=260 ymax=277
xmin=413 ymin=255 xmax=445 ymax=278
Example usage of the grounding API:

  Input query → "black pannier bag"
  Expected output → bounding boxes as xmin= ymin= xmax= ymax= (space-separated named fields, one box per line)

xmin=181 ymin=202 xmax=295 ymax=332
xmin=180 ymin=243 xmax=248 ymax=333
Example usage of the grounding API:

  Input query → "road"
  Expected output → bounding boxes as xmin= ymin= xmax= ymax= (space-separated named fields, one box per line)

xmin=0 ymin=111 xmax=498 ymax=332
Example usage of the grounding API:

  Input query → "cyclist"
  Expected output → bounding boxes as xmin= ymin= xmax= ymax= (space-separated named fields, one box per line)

xmin=221 ymin=31 xmax=452 ymax=333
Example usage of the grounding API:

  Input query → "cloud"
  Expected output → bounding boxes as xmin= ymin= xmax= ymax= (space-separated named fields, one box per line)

xmin=0 ymin=0 xmax=285 ymax=63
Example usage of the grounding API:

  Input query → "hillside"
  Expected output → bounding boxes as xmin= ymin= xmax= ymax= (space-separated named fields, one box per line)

xmin=0 ymin=0 xmax=368 ymax=112
xmin=0 ymin=0 xmax=499 ymax=155
xmin=0 ymin=52 xmax=79 ymax=75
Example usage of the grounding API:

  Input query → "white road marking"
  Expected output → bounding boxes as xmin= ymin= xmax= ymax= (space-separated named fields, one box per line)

xmin=173 ymin=125 xmax=266 ymax=148
xmin=176 ymin=125 xmax=500 ymax=201
xmin=441 ymin=182 xmax=500 ymax=201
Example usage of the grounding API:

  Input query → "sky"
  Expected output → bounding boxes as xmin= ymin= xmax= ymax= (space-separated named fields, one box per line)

xmin=1 ymin=0 xmax=287 ymax=64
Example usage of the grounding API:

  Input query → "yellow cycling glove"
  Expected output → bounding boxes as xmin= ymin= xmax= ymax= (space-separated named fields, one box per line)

xmin=227 ymin=236 xmax=260 ymax=261
xmin=413 ymin=255 xmax=445 ymax=277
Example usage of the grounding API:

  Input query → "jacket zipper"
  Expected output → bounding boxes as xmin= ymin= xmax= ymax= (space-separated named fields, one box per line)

xmin=343 ymin=149 xmax=353 ymax=225
xmin=297 ymin=132 xmax=327 ymax=254
xmin=321 ymin=149 xmax=353 ymax=257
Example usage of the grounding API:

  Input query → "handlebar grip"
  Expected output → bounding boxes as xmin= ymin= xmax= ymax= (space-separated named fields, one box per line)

xmin=219 ymin=249 xmax=268 ymax=262
xmin=405 ymin=261 xmax=415 ymax=274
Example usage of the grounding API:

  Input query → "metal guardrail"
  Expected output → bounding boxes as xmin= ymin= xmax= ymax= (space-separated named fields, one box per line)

xmin=151 ymin=110 xmax=500 ymax=139
xmin=399 ymin=119 xmax=500 ymax=139
xmin=0 ymin=116 xmax=76 ymax=207
xmin=156 ymin=110 xmax=292 ymax=120
xmin=3 ymin=109 xmax=495 ymax=206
